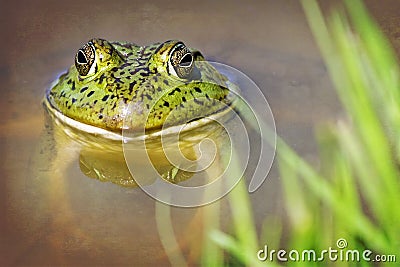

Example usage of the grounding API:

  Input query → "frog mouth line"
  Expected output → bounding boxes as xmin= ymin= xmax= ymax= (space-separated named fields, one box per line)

xmin=43 ymin=93 xmax=237 ymax=142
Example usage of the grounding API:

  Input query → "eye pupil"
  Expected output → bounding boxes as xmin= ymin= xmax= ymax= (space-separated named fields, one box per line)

xmin=77 ymin=50 xmax=88 ymax=64
xmin=179 ymin=53 xmax=193 ymax=67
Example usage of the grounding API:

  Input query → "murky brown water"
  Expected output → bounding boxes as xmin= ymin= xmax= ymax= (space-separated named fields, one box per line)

xmin=1 ymin=0 xmax=400 ymax=265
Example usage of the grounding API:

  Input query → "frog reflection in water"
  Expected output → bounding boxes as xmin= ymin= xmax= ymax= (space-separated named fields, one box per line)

xmin=44 ymin=38 xmax=236 ymax=186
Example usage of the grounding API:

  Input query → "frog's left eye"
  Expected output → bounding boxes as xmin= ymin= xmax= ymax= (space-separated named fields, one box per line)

xmin=75 ymin=42 xmax=97 ymax=77
xmin=169 ymin=43 xmax=194 ymax=79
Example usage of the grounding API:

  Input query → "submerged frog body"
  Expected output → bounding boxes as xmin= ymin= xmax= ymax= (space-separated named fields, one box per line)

xmin=46 ymin=38 xmax=234 ymax=136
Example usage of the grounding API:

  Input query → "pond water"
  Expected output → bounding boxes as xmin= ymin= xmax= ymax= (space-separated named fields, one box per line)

xmin=1 ymin=0 xmax=399 ymax=265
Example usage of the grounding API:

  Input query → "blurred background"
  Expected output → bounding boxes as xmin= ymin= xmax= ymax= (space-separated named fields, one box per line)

xmin=1 ymin=0 xmax=400 ymax=265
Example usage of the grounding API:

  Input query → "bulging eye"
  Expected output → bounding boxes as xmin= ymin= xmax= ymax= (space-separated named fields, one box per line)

xmin=75 ymin=42 xmax=96 ymax=77
xmin=169 ymin=43 xmax=194 ymax=79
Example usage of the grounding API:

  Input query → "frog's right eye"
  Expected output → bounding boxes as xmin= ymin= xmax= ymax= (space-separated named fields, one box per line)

xmin=75 ymin=42 xmax=97 ymax=77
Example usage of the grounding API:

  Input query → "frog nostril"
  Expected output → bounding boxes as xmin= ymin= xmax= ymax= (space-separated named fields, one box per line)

xmin=77 ymin=50 xmax=88 ymax=64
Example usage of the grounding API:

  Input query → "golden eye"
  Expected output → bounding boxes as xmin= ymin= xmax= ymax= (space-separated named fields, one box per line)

xmin=75 ymin=42 xmax=96 ymax=77
xmin=169 ymin=43 xmax=194 ymax=79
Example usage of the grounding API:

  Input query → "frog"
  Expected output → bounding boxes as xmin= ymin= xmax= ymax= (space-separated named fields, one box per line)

xmin=45 ymin=38 xmax=236 ymax=138
xmin=39 ymin=38 xmax=238 ymax=189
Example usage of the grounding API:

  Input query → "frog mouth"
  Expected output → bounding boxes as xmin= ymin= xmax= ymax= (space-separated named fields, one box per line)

xmin=43 ymin=94 xmax=237 ymax=144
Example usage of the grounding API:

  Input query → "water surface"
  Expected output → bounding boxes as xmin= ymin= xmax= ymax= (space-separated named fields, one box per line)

xmin=1 ymin=0 xmax=399 ymax=265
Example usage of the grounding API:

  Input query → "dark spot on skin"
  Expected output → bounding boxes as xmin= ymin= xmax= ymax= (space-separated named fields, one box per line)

xmin=102 ymin=95 xmax=109 ymax=101
xmin=129 ymin=81 xmax=136 ymax=93
xmin=71 ymin=81 xmax=75 ymax=90
xmin=67 ymin=79 xmax=71 ymax=85
xmin=94 ymin=100 xmax=98 ymax=104
xmin=168 ymin=87 xmax=181 ymax=95
xmin=99 ymin=114 xmax=103 ymax=119
xmin=120 ymin=63 xmax=130 ymax=69
xmin=121 ymin=43 xmax=134 ymax=49
xmin=194 ymin=87 xmax=202 ymax=93
xmin=205 ymin=94 xmax=210 ymax=100
xmin=163 ymin=102 xmax=170 ymax=107
xmin=111 ymin=67 xmax=119 ymax=72
xmin=154 ymin=43 xmax=167 ymax=56
xmin=163 ymin=79 xmax=169 ymax=85
xmin=99 ymin=74 xmax=106 ymax=83
xmin=72 ymin=98 xmax=77 ymax=103
xmin=120 ymin=71 xmax=125 ymax=75
xmin=80 ymin=87 xmax=88 ymax=93
xmin=87 ymin=91 xmax=95 ymax=97
xmin=182 ymin=97 xmax=186 ymax=102
xmin=146 ymin=104 xmax=150 ymax=109
xmin=110 ymin=73 xmax=122 ymax=83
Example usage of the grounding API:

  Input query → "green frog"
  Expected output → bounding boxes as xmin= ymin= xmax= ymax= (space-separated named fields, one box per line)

xmin=45 ymin=38 xmax=235 ymax=138
xmin=40 ymin=38 xmax=237 ymax=188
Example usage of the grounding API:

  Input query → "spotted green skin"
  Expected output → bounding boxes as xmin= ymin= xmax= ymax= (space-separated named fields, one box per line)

xmin=46 ymin=39 xmax=232 ymax=133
